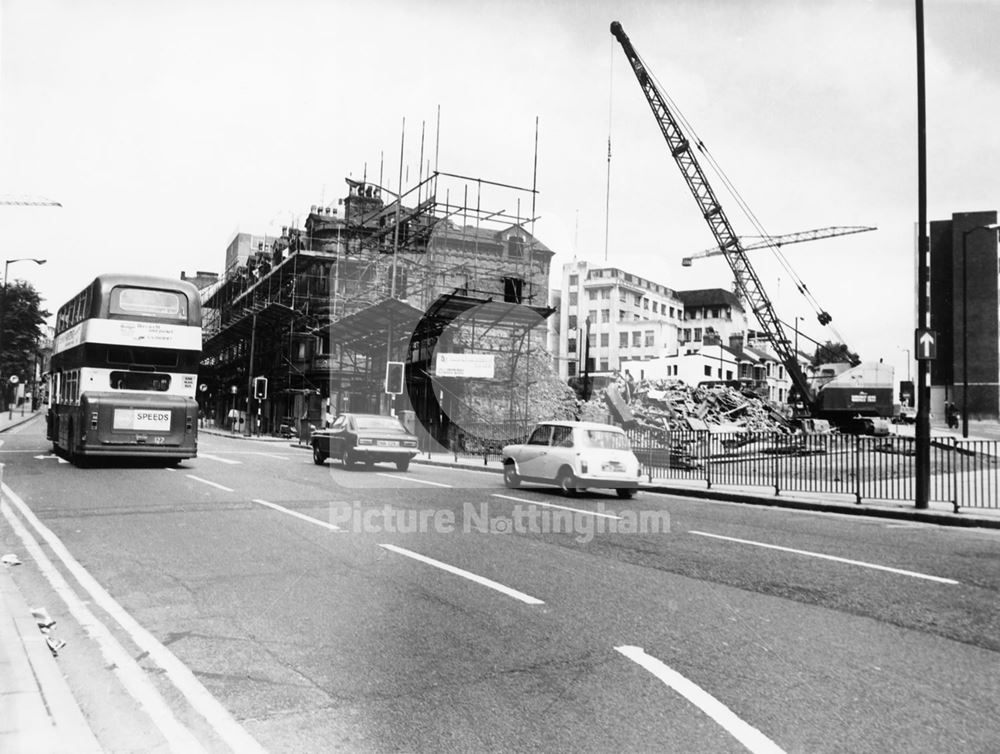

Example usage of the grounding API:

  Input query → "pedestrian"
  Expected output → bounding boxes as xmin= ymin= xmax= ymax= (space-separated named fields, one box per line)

xmin=946 ymin=402 xmax=958 ymax=429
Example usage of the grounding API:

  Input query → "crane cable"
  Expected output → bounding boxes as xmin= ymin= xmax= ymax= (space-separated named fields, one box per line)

xmin=604 ymin=36 xmax=615 ymax=263
xmin=638 ymin=51 xmax=847 ymax=343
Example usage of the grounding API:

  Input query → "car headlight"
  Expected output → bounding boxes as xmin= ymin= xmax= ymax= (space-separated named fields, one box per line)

xmin=580 ymin=460 xmax=588 ymax=473
xmin=358 ymin=438 xmax=374 ymax=445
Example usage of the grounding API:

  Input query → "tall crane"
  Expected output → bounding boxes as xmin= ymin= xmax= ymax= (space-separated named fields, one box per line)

xmin=681 ymin=225 xmax=876 ymax=266
xmin=0 ymin=196 xmax=61 ymax=207
xmin=611 ymin=20 xmax=843 ymax=409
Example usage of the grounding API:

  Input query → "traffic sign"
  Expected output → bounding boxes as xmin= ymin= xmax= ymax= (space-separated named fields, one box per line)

xmin=915 ymin=328 xmax=937 ymax=360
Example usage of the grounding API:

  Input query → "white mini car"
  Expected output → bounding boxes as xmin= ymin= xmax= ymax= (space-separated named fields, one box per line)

xmin=501 ymin=421 xmax=641 ymax=498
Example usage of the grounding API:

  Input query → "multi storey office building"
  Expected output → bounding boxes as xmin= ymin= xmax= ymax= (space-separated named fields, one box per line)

xmin=556 ymin=261 xmax=686 ymax=381
xmin=928 ymin=209 xmax=1000 ymax=421
xmin=676 ymin=288 xmax=747 ymax=347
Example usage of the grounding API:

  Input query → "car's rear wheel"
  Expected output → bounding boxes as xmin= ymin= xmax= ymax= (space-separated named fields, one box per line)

xmin=616 ymin=487 xmax=637 ymax=499
xmin=557 ymin=468 xmax=578 ymax=497
xmin=503 ymin=462 xmax=520 ymax=488
xmin=312 ymin=444 xmax=328 ymax=465
xmin=396 ymin=458 xmax=410 ymax=471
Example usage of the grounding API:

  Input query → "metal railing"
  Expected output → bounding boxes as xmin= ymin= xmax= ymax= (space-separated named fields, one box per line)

xmin=627 ymin=429 xmax=999 ymax=511
xmin=431 ymin=422 xmax=999 ymax=511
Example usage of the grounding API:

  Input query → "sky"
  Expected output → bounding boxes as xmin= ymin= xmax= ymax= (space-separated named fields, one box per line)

xmin=1 ymin=0 xmax=998 ymax=385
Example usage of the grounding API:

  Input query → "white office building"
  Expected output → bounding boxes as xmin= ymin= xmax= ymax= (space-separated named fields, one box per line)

xmin=556 ymin=261 xmax=687 ymax=381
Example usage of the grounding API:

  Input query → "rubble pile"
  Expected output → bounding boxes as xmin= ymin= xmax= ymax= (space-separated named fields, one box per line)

xmin=608 ymin=376 xmax=794 ymax=434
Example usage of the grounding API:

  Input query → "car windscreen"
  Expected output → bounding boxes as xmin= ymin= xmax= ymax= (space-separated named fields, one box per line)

xmin=583 ymin=429 xmax=632 ymax=450
xmin=354 ymin=416 xmax=405 ymax=431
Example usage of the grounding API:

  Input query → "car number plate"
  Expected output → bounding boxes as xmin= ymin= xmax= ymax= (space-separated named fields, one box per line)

xmin=602 ymin=461 xmax=624 ymax=472
xmin=376 ymin=440 xmax=399 ymax=447
xmin=114 ymin=409 xmax=171 ymax=431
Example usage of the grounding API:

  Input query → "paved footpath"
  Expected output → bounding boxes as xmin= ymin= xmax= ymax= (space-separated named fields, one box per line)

xmin=0 ymin=409 xmax=102 ymax=753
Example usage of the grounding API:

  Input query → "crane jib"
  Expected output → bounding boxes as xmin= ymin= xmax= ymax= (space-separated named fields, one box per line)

xmin=610 ymin=20 xmax=818 ymax=408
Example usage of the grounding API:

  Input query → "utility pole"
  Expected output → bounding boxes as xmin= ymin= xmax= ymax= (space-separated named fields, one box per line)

xmin=914 ymin=0 xmax=930 ymax=509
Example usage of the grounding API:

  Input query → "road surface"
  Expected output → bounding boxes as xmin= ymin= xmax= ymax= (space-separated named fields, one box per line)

xmin=2 ymin=417 xmax=998 ymax=752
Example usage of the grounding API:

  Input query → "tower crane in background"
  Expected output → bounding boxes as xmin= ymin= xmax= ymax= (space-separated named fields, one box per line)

xmin=0 ymin=196 xmax=61 ymax=207
xmin=681 ymin=225 xmax=876 ymax=266
xmin=610 ymin=21 xmax=892 ymax=425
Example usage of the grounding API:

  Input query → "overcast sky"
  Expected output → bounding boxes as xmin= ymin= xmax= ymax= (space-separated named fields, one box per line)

xmin=2 ymin=0 xmax=998 ymax=382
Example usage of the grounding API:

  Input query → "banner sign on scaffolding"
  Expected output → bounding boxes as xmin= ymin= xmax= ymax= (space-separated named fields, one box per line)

xmin=435 ymin=353 xmax=495 ymax=378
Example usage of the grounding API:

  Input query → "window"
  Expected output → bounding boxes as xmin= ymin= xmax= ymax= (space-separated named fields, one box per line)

xmin=726 ymin=370 xmax=733 ymax=380
xmin=644 ymin=330 xmax=654 ymax=347
xmin=652 ymin=301 xmax=658 ymax=313
xmin=568 ymin=315 xmax=577 ymax=330
xmin=619 ymin=310 xmax=626 ymax=321
xmin=600 ymin=333 xmax=609 ymax=347
xmin=704 ymin=365 xmax=712 ymax=377
xmin=569 ymin=292 xmax=578 ymax=306
xmin=599 ymin=359 xmax=609 ymax=371
xmin=682 ymin=328 xmax=691 ymax=342
xmin=601 ymin=309 xmax=610 ymax=323
xmin=569 ymin=274 xmax=578 ymax=287
xmin=694 ymin=328 xmax=702 ymax=341
xmin=634 ymin=294 xmax=642 ymax=306
xmin=551 ymin=426 xmax=574 ymax=447
xmin=588 ymin=310 xmax=597 ymax=323
xmin=568 ymin=338 xmax=577 ymax=354
xmin=619 ymin=332 xmax=628 ymax=348
xmin=110 ymin=371 xmax=171 ymax=391
xmin=669 ymin=307 xmax=675 ymax=318
xmin=585 ymin=429 xmax=630 ymax=450
xmin=632 ymin=332 xmax=641 ymax=347
xmin=528 ymin=426 xmax=551 ymax=445
xmin=111 ymin=287 xmax=188 ymax=320
xmin=568 ymin=361 xmax=576 ymax=377
xmin=600 ymin=288 xmax=610 ymax=299
xmin=588 ymin=332 xmax=596 ymax=347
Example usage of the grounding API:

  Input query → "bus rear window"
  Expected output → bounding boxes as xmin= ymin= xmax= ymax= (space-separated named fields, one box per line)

xmin=110 ymin=287 xmax=188 ymax=320
xmin=110 ymin=371 xmax=171 ymax=391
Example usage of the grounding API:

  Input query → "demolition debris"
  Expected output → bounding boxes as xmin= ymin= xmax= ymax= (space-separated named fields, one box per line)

xmin=604 ymin=377 xmax=795 ymax=434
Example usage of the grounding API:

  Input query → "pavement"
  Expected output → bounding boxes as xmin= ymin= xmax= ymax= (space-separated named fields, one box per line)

xmin=0 ymin=407 xmax=102 ymax=753
xmin=1 ymin=412 xmax=997 ymax=752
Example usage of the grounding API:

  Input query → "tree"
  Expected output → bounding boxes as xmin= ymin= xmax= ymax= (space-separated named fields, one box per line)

xmin=811 ymin=341 xmax=859 ymax=367
xmin=1 ymin=280 xmax=50 ymax=384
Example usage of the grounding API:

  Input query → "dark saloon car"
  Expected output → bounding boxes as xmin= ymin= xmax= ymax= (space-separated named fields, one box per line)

xmin=311 ymin=413 xmax=418 ymax=470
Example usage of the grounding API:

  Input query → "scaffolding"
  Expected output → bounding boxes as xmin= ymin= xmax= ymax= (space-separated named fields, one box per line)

xmin=200 ymin=168 xmax=557 ymax=444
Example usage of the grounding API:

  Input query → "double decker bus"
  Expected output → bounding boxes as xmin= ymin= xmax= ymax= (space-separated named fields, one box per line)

xmin=47 ymin=274 xmax=202 ymax=464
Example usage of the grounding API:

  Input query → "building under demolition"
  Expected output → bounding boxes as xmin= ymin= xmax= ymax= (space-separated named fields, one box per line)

xmin=200 ymin=171 xmax=555 ymax=446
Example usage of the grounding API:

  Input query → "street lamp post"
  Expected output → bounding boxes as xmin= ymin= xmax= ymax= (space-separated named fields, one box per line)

xmin=960 ymin=225 xmax=1000 ymax=438
xmin=0 ymin=258 xmax=47 ymax=415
